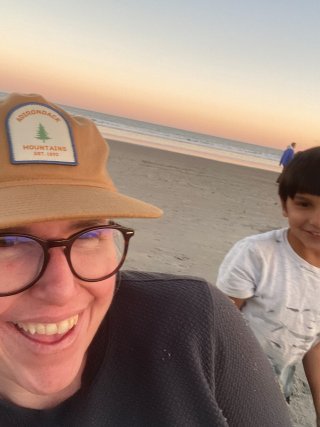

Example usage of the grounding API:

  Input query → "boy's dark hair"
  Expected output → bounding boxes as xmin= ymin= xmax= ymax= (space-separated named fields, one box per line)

xmin=278 ymin=147 xmax=320 ymax=201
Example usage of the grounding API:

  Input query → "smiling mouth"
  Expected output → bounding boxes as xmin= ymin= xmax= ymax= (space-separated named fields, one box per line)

xmin=13 ymin=315 xmax=79 ymax=336
xmin=306 ymin=230 xmax=320 ymax=237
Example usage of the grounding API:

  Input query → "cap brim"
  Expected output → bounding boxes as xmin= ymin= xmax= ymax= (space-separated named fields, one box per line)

xmin=0 ymin=185 xmax=162 ymax=228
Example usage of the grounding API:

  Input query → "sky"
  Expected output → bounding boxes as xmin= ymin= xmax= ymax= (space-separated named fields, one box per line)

xmin=1 ymin=0 xmax=320 ymax=149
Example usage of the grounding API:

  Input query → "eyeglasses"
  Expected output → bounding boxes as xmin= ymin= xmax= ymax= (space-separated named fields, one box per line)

xmin=0 ymin=222 xmax=134 ymax=297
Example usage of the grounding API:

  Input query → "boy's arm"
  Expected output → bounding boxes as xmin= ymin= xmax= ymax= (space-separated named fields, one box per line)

xmin=303 ymin=342 xmax=320 ymax=425
xmin=229 ymin=296 xmax=247 ymax=309
xmin=216 ymin=239 xmax=256 ymax=306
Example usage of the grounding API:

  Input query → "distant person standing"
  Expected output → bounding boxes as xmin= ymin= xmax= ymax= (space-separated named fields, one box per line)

xmin=276 ymin=142 xmax=296 ymax=183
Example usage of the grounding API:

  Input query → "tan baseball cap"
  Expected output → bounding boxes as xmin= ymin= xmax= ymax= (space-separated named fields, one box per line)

xmin=0 ymin=92 xmax=162 ymax=228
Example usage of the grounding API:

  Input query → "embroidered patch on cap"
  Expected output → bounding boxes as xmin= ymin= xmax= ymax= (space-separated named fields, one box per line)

xmin=6 ymin=102 xmax=77 ymax=164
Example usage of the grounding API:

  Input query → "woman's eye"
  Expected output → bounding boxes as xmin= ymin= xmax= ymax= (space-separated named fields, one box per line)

xmin=78 ymin=231 xmax=100 ymax=240
xmin=0 ymin=237 xmax=21 ymax=247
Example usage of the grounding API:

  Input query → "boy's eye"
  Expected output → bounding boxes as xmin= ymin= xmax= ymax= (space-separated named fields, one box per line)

xmin=295 ymin=200 xmax=311 ymax=208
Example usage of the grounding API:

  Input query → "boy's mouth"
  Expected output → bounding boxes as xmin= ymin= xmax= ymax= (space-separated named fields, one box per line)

xmin=305 ymin=230 xmax=320 ymax=237
xmin=13 ymin=314 xmax=79 ymax=336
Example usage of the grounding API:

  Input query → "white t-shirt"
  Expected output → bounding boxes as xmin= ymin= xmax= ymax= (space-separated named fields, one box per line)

xmin=216 ymin=228 xmax=320 ymax=397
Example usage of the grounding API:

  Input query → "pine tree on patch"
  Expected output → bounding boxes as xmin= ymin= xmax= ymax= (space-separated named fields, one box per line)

xmin=36 ymin=123 xmax=51 ymax=143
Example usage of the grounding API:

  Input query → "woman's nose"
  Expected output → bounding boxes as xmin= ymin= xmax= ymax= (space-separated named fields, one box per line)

xmin=29 ymin=247 xmax=77 ymax=305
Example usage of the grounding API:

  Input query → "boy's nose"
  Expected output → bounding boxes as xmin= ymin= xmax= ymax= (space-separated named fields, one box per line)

xmin=309 ymin=210 xmax=320 ymax=229
xmin=29 ymin=247 xmax=77 ymax=305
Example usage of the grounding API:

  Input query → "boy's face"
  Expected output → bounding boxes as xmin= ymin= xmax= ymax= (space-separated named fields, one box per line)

xmin=282 ymin=193 xmax=320 ymax=261
xmin=0 ymin=219 xmax=117 ymax=407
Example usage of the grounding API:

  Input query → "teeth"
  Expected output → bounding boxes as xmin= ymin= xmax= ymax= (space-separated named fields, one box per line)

xmin=15 ymin=315 xmax=78 ymax=335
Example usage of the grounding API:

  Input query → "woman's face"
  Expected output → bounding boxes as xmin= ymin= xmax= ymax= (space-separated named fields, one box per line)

xmin=0 ymin=219 xmax=116 ymax=408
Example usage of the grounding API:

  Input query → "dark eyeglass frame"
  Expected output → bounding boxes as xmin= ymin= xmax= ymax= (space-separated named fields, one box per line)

xmin=0 ymin=222 xmax=134 ymax=297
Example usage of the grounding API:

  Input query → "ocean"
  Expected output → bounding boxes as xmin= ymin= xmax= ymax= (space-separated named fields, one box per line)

xmin=0 ymin=92 xmax=282 ymax=172
xmin=64 ymin=105 xmax=282 ymax=172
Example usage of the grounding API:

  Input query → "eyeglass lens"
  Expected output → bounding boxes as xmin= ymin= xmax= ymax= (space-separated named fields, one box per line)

xmin=70 ymin=227 xmax=124 ymax=279
xmin=0 ymin=227 xmax=125 ymax=295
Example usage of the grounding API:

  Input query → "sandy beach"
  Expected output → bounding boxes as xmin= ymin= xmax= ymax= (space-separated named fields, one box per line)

xmin=108 ymin=139 xmax=315 ymax=427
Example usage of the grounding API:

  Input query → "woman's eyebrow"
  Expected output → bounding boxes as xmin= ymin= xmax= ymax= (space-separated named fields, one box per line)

xmin=0 ymin=226 xmax=26 ymax=234
xmin=69 ymin=219 xmax=110 ymax=230
xmin=0 ymin=219 xmax=110 ymax=234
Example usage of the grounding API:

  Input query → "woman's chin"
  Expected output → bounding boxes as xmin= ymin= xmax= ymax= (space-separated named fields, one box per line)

xmin=8 ymin=356 xmax=85 ymax=409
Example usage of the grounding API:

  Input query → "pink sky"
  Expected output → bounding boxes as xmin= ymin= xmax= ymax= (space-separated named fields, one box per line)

xmin=1 ymin=1 xmax=320 ymax=150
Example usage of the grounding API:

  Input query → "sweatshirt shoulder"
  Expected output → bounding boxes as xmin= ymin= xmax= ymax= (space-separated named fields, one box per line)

xmin=117 ymin=271 xmax=214 ymax=319
xmin=120 ymin=270 xmax=208 ymax=285
xmin=119 ymin=270 xmax=211 ymax=300
xmin=118 ymin=271 xmax=237 ymax=322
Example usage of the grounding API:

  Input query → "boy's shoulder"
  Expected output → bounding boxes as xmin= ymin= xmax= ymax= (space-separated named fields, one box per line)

xmin=233 ymin=228 xmax=287 ymax=251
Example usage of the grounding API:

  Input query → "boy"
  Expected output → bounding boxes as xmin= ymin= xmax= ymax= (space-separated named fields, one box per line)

xmin=217 ymin=147 xmax=320 ymax=423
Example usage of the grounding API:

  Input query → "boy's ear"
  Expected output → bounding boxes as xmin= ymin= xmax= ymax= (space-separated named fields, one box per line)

xmin=280 ymin=199 xmax=288 ymax=217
